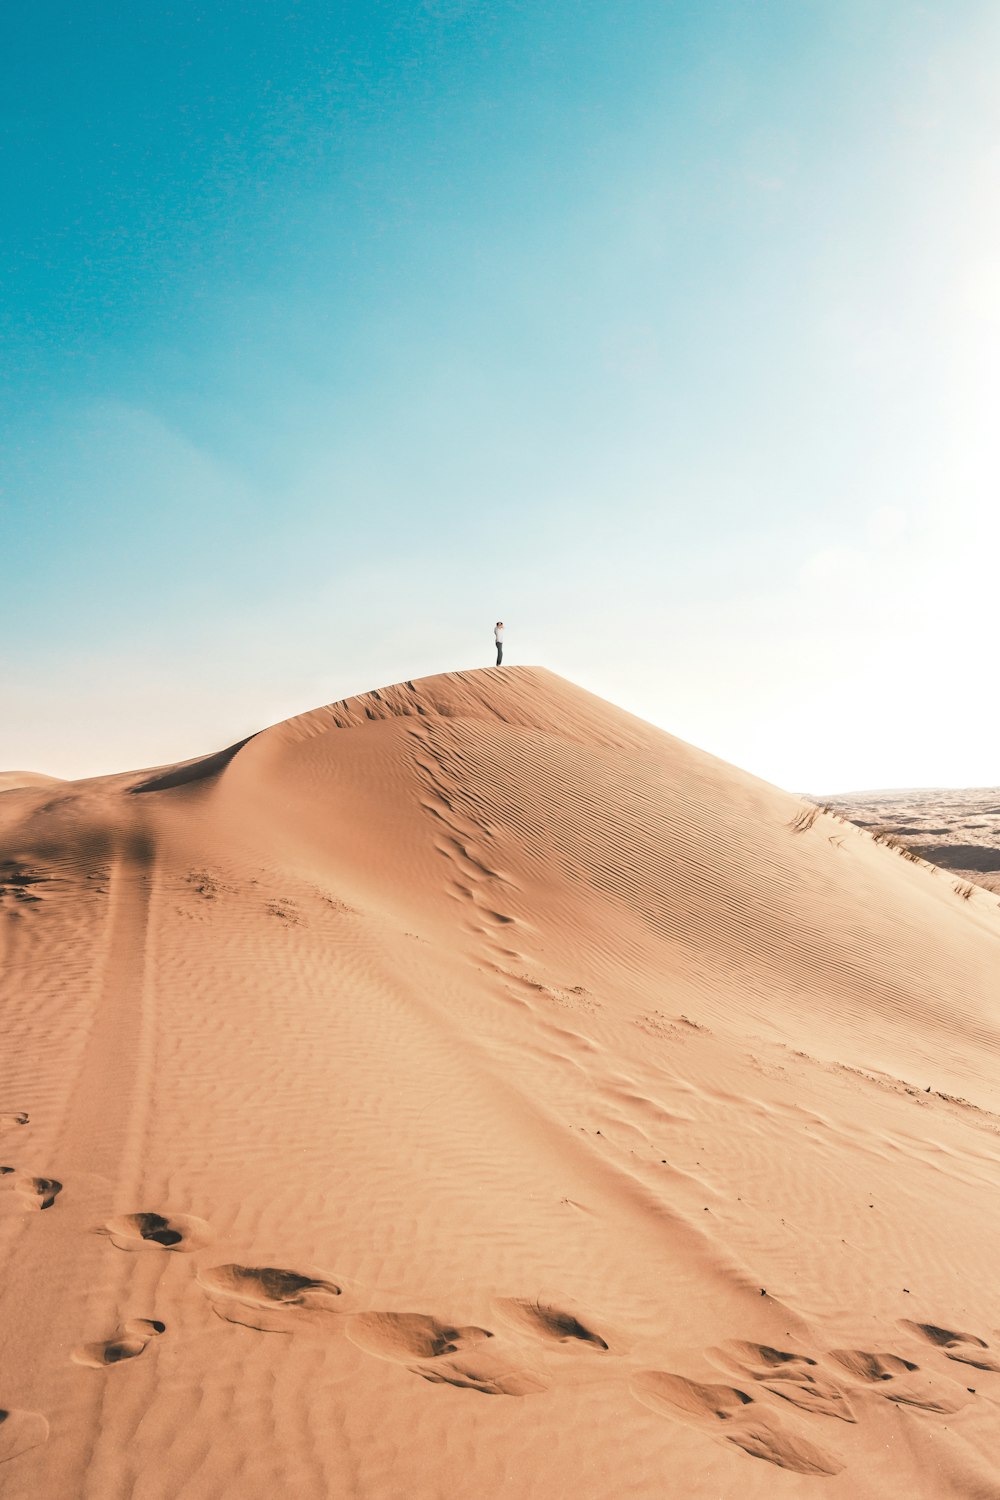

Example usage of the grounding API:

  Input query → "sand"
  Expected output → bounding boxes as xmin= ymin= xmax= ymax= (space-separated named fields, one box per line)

xmin=1 ymin=665 xmax=999 ymax=1499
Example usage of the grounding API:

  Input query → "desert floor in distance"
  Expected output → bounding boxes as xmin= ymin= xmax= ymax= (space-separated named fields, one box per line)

xmin=2 ymin=666 xmax=1000 ymax=1500
xmin=825 ymin=786 xmax=1000 ymax=897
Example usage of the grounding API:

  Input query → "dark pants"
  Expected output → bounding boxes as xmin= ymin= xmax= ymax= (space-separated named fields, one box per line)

xmin=495 ymin=641 xmax=503 ymax=665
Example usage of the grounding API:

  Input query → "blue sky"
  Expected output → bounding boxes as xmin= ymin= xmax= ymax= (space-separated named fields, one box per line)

xmin=3 ymin=0 xmax=999 ymax=790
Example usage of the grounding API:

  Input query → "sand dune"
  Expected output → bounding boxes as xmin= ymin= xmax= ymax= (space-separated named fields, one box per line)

xmin=2 ymin=666 xmax=999 ymax=1499
xmin=0 ymin=772 xmax=64 ymax=794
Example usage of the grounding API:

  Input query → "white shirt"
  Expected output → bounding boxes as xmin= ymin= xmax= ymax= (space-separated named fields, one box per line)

xmin=495 ymin=626 xmax=504 ymax=642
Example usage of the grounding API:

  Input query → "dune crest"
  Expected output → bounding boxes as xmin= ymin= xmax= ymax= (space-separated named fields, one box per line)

xmin=0 ymin=772 xmax=64 ymax=795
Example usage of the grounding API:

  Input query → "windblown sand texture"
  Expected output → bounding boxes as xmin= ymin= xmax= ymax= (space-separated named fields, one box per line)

xmin=2 ymin=666 xmax=1000 ymax=1499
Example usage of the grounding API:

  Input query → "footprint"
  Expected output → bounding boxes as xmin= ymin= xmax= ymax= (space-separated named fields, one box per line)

xmin=0 ymin=1170 xmax=61 ymax=1212
xmin=0 ymin=1408 xmax=49 ymax=1464
xmin=348 ymin=1312 xmax=493 ymax=1363
xmin=102 ymin=1211 xmax=211 ymax=1252
xmin=72 ymin=1318 xmax=165 ymax=1368
xmin=346 ymin=1311 xmax=546 ymax=1396
xmin=762 ymin=1375 xmax=856 ymax=1423
xmin=201 ymin=1264 xmax=342 ymax=1305
xmin=0 ymin=1113 xmax=28 ymax=1132
xmin=826 ymin=1349 xmax=917 ymax=1382
xmin=631 ymin=1370 xmax=753 ymax=1424
xmin=711 ymin=1342 xmax=853 ymax=1419
xmin=828 ymin=1348 xmax=966 ymax=1413
xmin=877 ymin=1378 xmax=967 ymax=1414
xmin=198 ymin=1264 xmax=344 ymax=1333
xmin=726 ymin=1417 xmax=844 ymax=1476
xmin=900 ymin=1320 xmax=1000 ymax=1373
xmin=632 ymin=1372 xmax=843 ymax=1477
xmin=713 ymin=1341 xmax=817 ymax=1378
xmin=22 ymin=1176 xmax=60 ymax=1211
xmin=492 ymin=1298 xmax=609 ymax=1351
xmin=412 ymin=1346 xmax=549 ymax=1397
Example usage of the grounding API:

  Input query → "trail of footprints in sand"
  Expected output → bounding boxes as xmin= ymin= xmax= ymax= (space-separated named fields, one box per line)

xmin=3 ymin=1103 xmax=1000 ymax=1479
xmin=0 ymin=1111 xmax=61 ymax=1216
xmin=631 ymin=1328 xmax=1000 ymax=1478
xmin=194 ymin=1271 xmax=605 ymax=1397
xmin=78 ymin=1198 xmax=1000 ymax=1480
xmin=412 ymin=739 xmax=524 ymax=944
xmin=0 ymin=1112 xmax=54 ymax=1463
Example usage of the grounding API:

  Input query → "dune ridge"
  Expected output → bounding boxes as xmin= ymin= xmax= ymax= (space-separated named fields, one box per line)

xmin=1 ymin=666 xmax=999 ymax=1498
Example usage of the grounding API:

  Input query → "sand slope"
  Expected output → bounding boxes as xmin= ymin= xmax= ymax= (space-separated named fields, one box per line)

xmin=2 ymin=666 xmax=1000 ymax=1499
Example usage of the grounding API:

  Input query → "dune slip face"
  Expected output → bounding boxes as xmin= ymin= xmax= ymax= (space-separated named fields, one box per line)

xmin=2 ymin=667 xmax=1000 ymax=1499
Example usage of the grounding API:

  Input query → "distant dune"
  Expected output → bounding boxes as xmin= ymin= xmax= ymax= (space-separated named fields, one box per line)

xmin=2 ymin=667 xmax=999 ymax=1499
xmin=827 ymin=787 xmax=1000 ymax=896
xmin=0 ymin=771 xmax=64 ymax=794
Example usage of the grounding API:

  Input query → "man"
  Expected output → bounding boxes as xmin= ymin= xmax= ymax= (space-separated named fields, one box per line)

xmin=494 ymin=621 xmax=504 ymax=665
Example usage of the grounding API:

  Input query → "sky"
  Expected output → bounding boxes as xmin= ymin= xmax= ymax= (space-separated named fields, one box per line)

xmin=2 ymin=0 xmax=999 ymax=793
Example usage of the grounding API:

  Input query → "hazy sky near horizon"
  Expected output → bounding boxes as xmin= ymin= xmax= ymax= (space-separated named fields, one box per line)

xmin=3 ymin=0 xmax=999 ymax=793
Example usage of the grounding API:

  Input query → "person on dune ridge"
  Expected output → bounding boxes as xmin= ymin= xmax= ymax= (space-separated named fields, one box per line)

xmin=494 ymin=621 xmax=504 ymax=665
